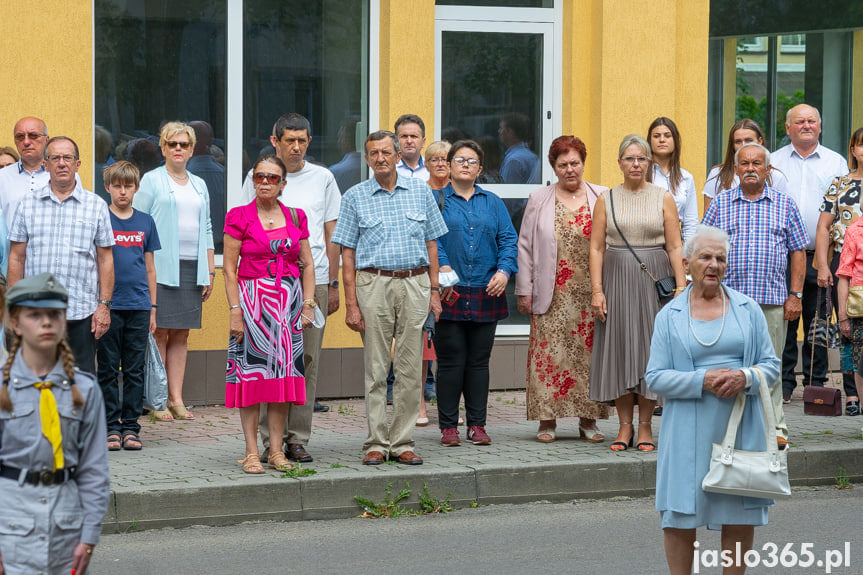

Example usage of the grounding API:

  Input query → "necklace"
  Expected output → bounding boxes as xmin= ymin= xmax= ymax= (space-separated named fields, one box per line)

xmin=556 ymin=184 xmax=584 ymax=201
xmin=168 ymin=171 xmax=188 ymax=182
xmin=257 ymin=203 xmax=279 ymax=226
xmin=688 ymin=287 xmax=726 ymax=347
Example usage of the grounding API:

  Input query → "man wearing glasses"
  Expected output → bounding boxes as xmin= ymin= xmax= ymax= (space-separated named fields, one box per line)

xmin=7 ymin=136 xmax=114 ymax=374
xmin=241 ymin=113 xmax=342 ymax=464
xmin=332 ymin=130 xmax=447 ymax=466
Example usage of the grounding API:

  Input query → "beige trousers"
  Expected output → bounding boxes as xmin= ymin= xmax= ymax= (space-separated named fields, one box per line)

xmin=357 ymin=270 xmax=430 ymax=456
xmin=760 ymin=304 xmax=789 ymax=439
xmin=260 ymin=283 xmax=328 ymax=450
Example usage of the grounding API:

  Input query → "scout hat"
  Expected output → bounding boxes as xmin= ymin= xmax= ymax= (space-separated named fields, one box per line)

xmin=6 ymin=272 xmax=68 ymax=310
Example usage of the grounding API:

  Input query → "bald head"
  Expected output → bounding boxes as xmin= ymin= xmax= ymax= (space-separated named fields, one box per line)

xmin=785 ymin=104 xmax=821 ymax=154
xmin=13 ymin=116 xmax=49 ymax=170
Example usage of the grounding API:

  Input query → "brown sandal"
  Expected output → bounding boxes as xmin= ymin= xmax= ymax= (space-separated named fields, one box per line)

xmin=238 ymin=453 xmax=265 ymax=474
xmin=268 ymin=451 xmax=294 ymax=472
xmin=168 ymin=403 xmax=195 ymax=420
xmin=150 ymin=409 xmax=174 ymax=422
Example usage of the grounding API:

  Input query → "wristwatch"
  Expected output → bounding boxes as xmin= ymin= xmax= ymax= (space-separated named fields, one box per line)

xmin=790 ymin=291 xmax=803 ymax=299
xmin=98 ymin=299 xmax=112 ymax=308
xmin=328 ymin=279 xmax=339 ymax=288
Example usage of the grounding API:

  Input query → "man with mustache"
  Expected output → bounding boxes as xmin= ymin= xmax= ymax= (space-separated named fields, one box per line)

xmin=702 ymin=142 xmax=807 ymax=444
xmin=332 ymin=130 xmax=447 ymax=465
xmin=771 ymin=104 xmax=849 ymax=408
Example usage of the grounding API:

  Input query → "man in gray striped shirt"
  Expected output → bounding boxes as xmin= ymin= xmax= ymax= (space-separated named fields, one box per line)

xmin=7 ymin=136 xmax=115 ymax=374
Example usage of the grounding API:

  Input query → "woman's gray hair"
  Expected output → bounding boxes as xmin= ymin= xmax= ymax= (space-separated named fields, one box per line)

xmin=618 ymin=134 xmax=651 ymax=160
xmin=683 ymin=225 xmax=730 ymax=260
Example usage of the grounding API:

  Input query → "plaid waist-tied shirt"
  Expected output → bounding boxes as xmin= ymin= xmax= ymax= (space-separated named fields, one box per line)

xmin=332 ymin=175 xmax=448 ymax=269
xmin=9 ymin=183 xmax=114 ymax=320
xmin=701 ymin=185 xmax=808 ymax=305
xmin=439 ymin=286 xmax=508 ymax=322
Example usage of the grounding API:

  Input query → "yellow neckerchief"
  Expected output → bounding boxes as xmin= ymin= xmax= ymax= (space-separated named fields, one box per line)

xmin=34 ymin=382 xmax=64 ymax=470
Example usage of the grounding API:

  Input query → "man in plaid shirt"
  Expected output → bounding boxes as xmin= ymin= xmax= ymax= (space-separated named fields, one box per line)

xmin=333 ymin=130 xmax=447 ymax=466
xmin=7 ymin=136 xmax=114 ymax=374
xmin=702 ymin=142 xmax=807 ymax=442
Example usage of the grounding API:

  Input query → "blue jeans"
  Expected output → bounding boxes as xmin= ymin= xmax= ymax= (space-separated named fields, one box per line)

xmin=96 ymin=309 xmax=150 ymax=435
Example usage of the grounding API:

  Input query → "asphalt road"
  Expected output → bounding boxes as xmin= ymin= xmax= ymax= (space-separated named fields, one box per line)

xmin=90 ymin=486 xmax=862 ymax=574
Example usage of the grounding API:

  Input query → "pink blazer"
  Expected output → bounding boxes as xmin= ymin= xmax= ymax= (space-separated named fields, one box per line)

xmin=515 ymin=182 xmax=607 ymax=315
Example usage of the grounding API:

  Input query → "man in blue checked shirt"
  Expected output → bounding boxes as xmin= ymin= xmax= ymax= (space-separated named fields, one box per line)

xmin=702 ymin=142 xmax=807 ymax=443
xmin=332 ymin=130 xmax=447 ymax=466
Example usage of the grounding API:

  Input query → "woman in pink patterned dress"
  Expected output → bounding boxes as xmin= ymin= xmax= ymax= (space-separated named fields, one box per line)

xmin=223 ymin=155 xmax=316 ymax=474
xmin=516 ymin=136 xmax=609 ymax=442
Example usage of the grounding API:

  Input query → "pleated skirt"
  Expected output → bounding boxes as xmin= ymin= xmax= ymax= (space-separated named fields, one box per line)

xmin=589 ymin=245 xmax=671 ymax=404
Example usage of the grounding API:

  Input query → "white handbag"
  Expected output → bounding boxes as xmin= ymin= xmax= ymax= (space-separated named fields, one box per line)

xmin=701 ymin=366 xmax=791 ymax=500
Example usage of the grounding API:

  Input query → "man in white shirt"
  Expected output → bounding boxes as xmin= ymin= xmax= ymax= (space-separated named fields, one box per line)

xmin=242 ymin=113 xmax=341 ymax=463
xmin=771 ymin=104 xmax=848 ymax=403
xmin=0 ymin=117 xmax=51 ymax=230
xmin=394 ymin=114 xmax=429 ymax=180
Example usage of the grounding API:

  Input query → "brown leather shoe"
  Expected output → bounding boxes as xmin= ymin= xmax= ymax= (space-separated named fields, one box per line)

xmin=286 ymin=443 xmax=313 ymax=463
xmin=362 ymin=451 xmax=386 ymax=465
xmin=392 ymin=450 xmax=423 ymax=465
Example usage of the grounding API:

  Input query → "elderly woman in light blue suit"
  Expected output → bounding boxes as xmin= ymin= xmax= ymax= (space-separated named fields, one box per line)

xmin=645 ymin=225 xmax=780 ymax=575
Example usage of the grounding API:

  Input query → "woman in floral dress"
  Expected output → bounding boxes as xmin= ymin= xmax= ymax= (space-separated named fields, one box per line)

xmin=517 ymin=136 xmax=609 ymax=442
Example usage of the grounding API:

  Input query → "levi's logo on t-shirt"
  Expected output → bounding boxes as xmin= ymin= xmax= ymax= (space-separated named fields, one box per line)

xmin=114 ymin=231 xmax=145 ymax=247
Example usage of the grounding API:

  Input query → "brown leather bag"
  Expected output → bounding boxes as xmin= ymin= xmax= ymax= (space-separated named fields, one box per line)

xmin=802 ymin=386 xmax=842 ymax=416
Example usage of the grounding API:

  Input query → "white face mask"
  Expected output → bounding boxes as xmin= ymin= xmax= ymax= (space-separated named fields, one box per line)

xmin=439 ymin=270 xmax=460 ymax=288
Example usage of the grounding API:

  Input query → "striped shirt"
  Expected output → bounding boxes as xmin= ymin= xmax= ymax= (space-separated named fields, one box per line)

xmin=9 ymin=183 xmax=114 ymax=320
xmin=332 ymin=175 xmax=447 ymax=270
xmin=701 ymin=185 xmax=807 ymax=305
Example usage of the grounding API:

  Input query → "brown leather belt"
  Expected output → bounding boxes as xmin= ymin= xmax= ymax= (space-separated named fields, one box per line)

xmin=360 ymin=266 xmax=428 ymax=278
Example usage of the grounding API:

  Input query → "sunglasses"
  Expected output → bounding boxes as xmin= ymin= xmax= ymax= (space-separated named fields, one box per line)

xmin=253 ymin=172 xmax=283 ymax=185
xmin=165 ymin=140 xmax=191 ymax=150
xmin=14 ymin=132 xmax=46 ymax=142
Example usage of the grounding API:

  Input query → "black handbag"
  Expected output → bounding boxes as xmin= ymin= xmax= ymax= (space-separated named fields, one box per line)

xmin=608 ymin=190 xmax=677 ymax=302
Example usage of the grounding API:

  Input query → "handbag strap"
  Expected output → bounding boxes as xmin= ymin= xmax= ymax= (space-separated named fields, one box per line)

xmin=608 ymin=190 xmax=658 ymax=282
xmin=720 ymin=366 xmax=782 ymax=470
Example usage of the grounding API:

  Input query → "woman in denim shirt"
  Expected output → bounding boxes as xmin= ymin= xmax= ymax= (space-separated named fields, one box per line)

xmin=434 ymin=140 xmax=518 ymax=447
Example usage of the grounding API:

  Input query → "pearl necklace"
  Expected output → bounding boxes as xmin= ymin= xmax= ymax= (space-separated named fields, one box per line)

xmin=168 ymin=171 xmax=189 ymax=183
xmin=688 ymin=287 xmax=726 ymax=347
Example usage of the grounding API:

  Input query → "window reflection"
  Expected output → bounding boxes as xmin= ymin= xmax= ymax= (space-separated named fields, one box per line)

xmin=243 ymin=0 xmax=367 ymax=190
xmin=95 ymin=0 xmax=227 ymax=250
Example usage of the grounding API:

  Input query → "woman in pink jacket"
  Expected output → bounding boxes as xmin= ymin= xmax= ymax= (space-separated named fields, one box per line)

xmin=516 ymin=136 xmax=609 ymax=442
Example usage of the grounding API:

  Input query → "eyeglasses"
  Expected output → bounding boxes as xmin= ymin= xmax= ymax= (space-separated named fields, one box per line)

xmin=46 ymin=154 xmax=77 ymax=164
xmin=452 ymin=157 xmax=480 ymax=166
xmin=621 ymin=156 xmax=650 ymax=165
xmin=427 ymin=157 xmax=448 ymax=165
xmin=14 ymin=132 xmax=46 ymax=142
xmin=165 ymin=140 xmax=191 ymax=150
xmin=253 ymin=172 xmax=283 ymax=185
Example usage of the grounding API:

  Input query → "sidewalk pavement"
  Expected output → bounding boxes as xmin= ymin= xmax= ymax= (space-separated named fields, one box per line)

xmin=103 ymin=378 xmax=863 ymax=534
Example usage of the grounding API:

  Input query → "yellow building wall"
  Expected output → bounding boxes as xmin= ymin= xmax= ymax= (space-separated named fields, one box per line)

xmin=0 ymin=1 xmax=94 ymax=191
xmin=565 ymin=0 xmax=710 ymax=202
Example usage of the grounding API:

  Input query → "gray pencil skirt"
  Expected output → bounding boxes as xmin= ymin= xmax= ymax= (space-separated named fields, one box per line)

xmin=156 ymin=259 xmax=203 ymax=330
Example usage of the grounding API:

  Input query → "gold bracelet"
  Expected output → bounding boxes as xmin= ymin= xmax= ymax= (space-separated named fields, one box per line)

xmin=673 ymin=287 xmax=686 ymax=292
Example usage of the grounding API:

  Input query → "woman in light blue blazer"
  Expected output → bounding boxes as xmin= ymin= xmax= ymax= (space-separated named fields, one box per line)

xmin=645 ymin=225 xmax=780 ymax=575
xmin=133 ymin=121 xmax=215 ymax=421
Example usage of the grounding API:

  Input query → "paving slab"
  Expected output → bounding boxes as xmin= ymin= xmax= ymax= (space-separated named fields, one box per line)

xmin=102 ymin=382 xmax=863 ymax=533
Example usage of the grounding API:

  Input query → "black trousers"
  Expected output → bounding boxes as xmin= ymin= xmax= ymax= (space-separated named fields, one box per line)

xmin=96 ymin=310 xmax=150 ymax=435
xmin=67 ymin=315 xmax=97 ymax=376
xmin=432 ymin=320 xmax=497 ymax=429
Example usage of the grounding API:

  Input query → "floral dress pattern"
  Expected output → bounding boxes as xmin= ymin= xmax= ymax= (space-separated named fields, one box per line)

xmin=526 ymin=200 xmax=609 ymax=420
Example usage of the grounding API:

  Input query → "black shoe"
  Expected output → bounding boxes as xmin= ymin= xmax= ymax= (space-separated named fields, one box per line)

xmin=653 ymin=406 xmax=663 ymax=416
xmin=847 ymin=401 xmax=861 ymax=416
xmin=314 ymin=401 xmax=330 ymax=413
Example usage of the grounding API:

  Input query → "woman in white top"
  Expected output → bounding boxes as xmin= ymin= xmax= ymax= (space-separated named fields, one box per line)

xmin=646 ymin=117 xmax=698 ymax=242
xmin=702 ymin=118 xmax=790 ymax=212
xmin=133 ymin=122 xmax=216 ymax=421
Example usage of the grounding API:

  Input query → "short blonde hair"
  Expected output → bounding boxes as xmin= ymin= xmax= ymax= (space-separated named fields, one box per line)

xmin=425 ymin=140 xmax=451 ymax=162
xmin=159 ymin=121 xmax=196 ymax=149
xmin=618 ymin=134 xmax=651 ymax=160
